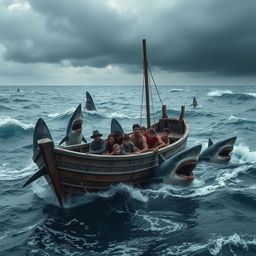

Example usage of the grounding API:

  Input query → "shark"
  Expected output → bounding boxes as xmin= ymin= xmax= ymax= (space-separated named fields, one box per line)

xmin=25 ymin=117 xmax=53 ymax=188
xmin=59 ymin=104 xmax=87 ymax=146
xmin=153 ymin=145 xmax=202 ymax=184
xmin=33 ymin=117 xmax=53 ymax=153
xmin=199 ymin=137 xmax=237 ymax=163
xmin=189 ymin=97 xmax=199 ymax=108
xmin=85 ymin=91 xmax=96 ymax=111
xmin=111 ymin=118 xmax=124 ymax=134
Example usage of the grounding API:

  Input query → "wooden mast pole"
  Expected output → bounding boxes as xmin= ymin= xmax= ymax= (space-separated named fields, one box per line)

xmin=142 ymin=39 xmax=151 ymax=128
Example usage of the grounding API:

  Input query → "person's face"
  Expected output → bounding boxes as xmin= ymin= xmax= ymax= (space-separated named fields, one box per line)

xmin=108 ymin=137 xmax=115 ymax=144
xmin=148 ymin=132 xmax=154 ymax=140
xmin=141 ymin=129 xmax=147 ymax=136
xmin=94 ymin=135 xmax=100 ymax=141
xmin=113 ymin=146 xmax=120 ymax=155
xmin=133 ymin=127 xmax=140 ymax=135
xmin=123 ymin=139 xmax=130 ymax=146
xmin=115 ymin=135 xmax=122 ymax=142
xmin=163 ymin=132 xmax=169 ymax=137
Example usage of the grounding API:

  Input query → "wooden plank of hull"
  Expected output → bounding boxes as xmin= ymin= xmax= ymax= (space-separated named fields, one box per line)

xmin=54 ymin=154 xmax=158 ymax=174
xmin=60 ymin=170 xmax=152 ymax=196
xmin=59 ymin=168 xmax=152 ymax=184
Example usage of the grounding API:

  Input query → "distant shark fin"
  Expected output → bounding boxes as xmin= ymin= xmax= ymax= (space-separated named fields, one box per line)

xmin=208 ymin=138 xmax=214 ymax=147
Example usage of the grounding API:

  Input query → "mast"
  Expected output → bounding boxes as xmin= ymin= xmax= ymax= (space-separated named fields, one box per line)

xmin=142 ymin=39 xmax=151 ymax=128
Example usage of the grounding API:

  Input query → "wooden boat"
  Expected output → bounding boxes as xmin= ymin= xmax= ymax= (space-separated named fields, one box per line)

xmin=28 ymin=40 xmax=189 ymax=206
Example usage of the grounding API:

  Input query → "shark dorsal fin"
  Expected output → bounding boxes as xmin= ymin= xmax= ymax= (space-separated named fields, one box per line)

xmin=208 ymin=138 xmax=214 ymax=147
xmin=158 ymin=153 xmax=166 ymax=165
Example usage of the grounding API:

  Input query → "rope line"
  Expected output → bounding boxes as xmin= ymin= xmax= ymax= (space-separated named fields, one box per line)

xmin=147 ymin=64 xmax=164 ymax=106
xmin=140 ymin=74 xmax=145 ymax=126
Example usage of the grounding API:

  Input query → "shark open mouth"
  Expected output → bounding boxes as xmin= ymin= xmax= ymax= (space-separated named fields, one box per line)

xmin=175 ymin=160 xmax=197 ymax=181
xmin=72 ymin=120 xmax=82 ymax=132
xmin=218 ymin=146 xmax=233 ymax=160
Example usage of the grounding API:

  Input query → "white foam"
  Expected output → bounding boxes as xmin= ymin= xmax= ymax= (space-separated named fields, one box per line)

xmin=168 ymin=88 xmax=190 ymax=92
xmin=163 ymin=233 xmax=256 ymax=255
xmin=232 ymin=144 xmax=256 ymax=164
xmin=0 ymin=161 xmax=36 ymax=181
xmin=61 ymin=184 xmax=148 ymax=208
xmin=48 ymin=107 xmax=75 ymax=118
xmin=207 ymin=90 xmax=233 ymax=97
xmin=208 ymin=234 xmax=255 ymax=255
xmin=106 ymin=112 xmax=139 ymax=119
xmin=0 ymin=116 xmax=33 ymax=129
xmin=0 ymin=223 xmax=38 ymax=241
xmin=105 ymin=243 xmax=143 ymax=256
xmin=246 ymin=92 xmax=256 ymax=97
xmin=134 ymin=210 xmax=185 ymax=233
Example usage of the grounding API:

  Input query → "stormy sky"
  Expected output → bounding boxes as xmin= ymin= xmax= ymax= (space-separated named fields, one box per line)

xmin=0 ymin=0 xmax=256 ymax=86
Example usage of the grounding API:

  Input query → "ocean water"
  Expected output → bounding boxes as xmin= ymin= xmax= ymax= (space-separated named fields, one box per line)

xmin=0 ymin=85 xmax=256 ymax=256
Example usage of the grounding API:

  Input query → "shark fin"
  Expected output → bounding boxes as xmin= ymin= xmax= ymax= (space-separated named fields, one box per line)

xmin=82 ymin=135 xmax=87 ymax=143
xmin=158 ymin=153 xmax=166 ymax=165
xmin=58 ymin=136 xmax=67 ymax=146
xmin=208 ymin=138 xmax=214 ymax=147
xmin=23 ymin=167 xmax=47 ymax=187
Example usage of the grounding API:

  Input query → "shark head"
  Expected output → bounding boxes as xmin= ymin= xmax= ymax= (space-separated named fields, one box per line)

xmin=199 ymin=136 xmax=237 ymax=163
xmin=33 ymin=118 xmax=53 ymax=153
xmin=66 ymin=104 xmax=83 ymax=143
xmin=59 ymin=104 xmax=85 ymax=146
xmin=155 ymin=145 xmax=202 ymax=183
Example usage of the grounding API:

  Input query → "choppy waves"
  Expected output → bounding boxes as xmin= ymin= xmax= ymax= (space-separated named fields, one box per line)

xmin=162 ymin=233 xmax=256 ymax=256
xmin=0 ymin=117 xmax=34 ymax=138
xmin=48 ymin=107 xmax=76 ymax=119
xmin=207 ymin=89 xmax=256 ymax=100
xmin=168 ymin=88 xmax=190 ymax=92
xmin=0 ymin=162 xmax=36 ymax=181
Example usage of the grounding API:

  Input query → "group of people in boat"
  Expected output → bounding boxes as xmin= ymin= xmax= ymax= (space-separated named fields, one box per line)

xmin=89 ymin=124 xmax=171 ymax=155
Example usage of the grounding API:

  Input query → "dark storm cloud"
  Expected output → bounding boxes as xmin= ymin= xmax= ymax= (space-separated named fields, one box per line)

xmin=1 ymin=0 xmax=256 ymax=76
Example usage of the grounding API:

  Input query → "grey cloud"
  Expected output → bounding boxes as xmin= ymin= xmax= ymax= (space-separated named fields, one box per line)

xmin=1 ymin=0 xmax=256 ymax=76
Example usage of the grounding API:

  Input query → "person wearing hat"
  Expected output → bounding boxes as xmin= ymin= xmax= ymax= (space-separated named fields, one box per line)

xmin=113 ymin=130 xmax=123 ymax=145
xmin=89 ymin=130 xmax=106 ymax=154
xmin=121 ymin=134 xmax=139 ymax=154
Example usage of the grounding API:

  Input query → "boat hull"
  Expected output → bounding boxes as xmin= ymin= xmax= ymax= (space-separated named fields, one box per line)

xmin=33 ymin=118 xmax=189 ymax=205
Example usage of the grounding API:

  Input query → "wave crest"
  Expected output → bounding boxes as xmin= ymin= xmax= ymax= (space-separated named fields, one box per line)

xmin=0 ymin=117 xmax=34 ymax=138
xmin=48 ymin=107 xmax=75 ymax=119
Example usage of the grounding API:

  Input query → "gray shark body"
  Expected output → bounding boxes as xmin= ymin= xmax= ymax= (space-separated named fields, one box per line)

xmin=85 ymin=91 xmax=96 ymax=111
xmin=33 ymin=118 xmax=53 ymax=153
xmin=25 ymin=118 xmax=53 ymax=189
xmin=199 ymin=137 xmax=237 ymax=163
xmin=153 ymin=145 xmax=202 ymax=184
xmin=59 ymin=104 xmax=87 ymax=146
xmin=189 ymin=97 xmax=199 ymax=108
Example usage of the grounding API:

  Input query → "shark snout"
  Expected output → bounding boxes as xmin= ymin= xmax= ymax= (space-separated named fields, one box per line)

xmin=222 ymin=136 xmax=237 ymax=146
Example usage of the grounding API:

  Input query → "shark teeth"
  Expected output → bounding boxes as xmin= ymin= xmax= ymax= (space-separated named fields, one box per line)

xmin=72 ymin=120 xmax=82 ymax=132
xmin=218 ymin=146 xmax=233 ymax=159
xmin=175 ymin=160 xmax=198 ymax=180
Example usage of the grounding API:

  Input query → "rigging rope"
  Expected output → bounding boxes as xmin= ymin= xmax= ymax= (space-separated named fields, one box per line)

xmin=147 ymin=64 xmax=164 ymax=106
xmin=140 ymin=74 xmax=145 ymax=126
xmin=149 ymin=79 xmax=156 ymax=124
